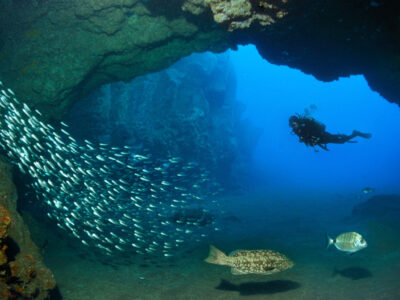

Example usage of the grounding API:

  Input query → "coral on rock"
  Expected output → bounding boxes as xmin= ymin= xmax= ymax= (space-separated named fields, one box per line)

xmin=0 ymin=205 xmax=11 ymax=268
xmin=205 ymin=0 xmax=287 ymax=31
xmin=0 ymin=205 xmax=10 ymax=241
xmin=182 ymin=0 xmax=209 ymax=15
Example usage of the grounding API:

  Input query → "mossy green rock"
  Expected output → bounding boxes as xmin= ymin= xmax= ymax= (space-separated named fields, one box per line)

xmin=0 ymin=0 xmax=231 ymax=118
xmin=0 ymin=0 xmax=400 ymax=118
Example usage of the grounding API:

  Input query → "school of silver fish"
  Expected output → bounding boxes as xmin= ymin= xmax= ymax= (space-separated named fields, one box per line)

xmin=0 ymin=81 xmax=222 ymax=257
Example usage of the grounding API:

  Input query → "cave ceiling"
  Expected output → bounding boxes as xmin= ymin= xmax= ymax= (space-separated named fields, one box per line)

xmin=0 ymin=0 xmax=399 ymax=118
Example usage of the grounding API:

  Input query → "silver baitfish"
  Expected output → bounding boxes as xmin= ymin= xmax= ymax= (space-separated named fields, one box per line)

xmin=325 ymin=232 xmax=367 ymax=254
xmin=0 ymin=83 xmax=221 ymax=257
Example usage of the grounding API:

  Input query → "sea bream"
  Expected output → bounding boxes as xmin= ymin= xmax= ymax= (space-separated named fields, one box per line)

xmin=325 ymin=232 xmax=367 ymax=254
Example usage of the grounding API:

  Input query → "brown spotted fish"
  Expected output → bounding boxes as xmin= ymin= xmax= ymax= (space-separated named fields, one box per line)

xmin=204 ymin=245 xmax=294 ymax=275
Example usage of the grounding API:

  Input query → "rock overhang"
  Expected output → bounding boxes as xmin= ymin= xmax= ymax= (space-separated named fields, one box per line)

xmin=0 ymin=0 xmax=399 ymax=119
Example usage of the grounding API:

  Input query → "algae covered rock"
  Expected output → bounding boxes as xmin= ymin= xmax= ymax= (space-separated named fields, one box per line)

xmin=0 ymin=0 xmax=231 ymax=118
xmin=0 ymin=205 xmax=11 ymax=241
xmin=0 ymin=158 xmax=56 ymax=299
xmin=0 ymin=205 xmax=11 ymax=267
xmin=1 ymin=0 xmax=400 ymax=119
xmin=205 ymin=0 xmax=287 ymax=31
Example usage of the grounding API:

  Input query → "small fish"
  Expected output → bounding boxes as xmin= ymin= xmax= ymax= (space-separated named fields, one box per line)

xmin=0 ymin=84 xmax=222 ymax=256
xmin=204 ymin=245 xmax=293 ymax=275
xmin=325 ymin=232 xmax=367 ymax=254
xmin=361 ymin=187 xmax=374 ymax=194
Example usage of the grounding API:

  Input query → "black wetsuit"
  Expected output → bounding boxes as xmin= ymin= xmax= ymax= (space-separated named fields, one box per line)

xmin=289 ymin=115 xmax=371 ymax=150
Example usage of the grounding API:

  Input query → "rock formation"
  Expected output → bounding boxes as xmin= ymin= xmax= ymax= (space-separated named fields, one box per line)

xmin=0 ymin=0 xmax=399 ymax=119
xmin=349 ymin=194 xmax=400 ymax=254
xmin=351 ymin=194 xmax=400 ymax=225
xmin=0 ymin=158 xmax=56 ymax=299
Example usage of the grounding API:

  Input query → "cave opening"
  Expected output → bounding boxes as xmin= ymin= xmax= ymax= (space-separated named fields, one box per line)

xmin=230 ymin=45 xmax=400 ymax=197
xmin=64 ymin=44 xmax=400 ymax=199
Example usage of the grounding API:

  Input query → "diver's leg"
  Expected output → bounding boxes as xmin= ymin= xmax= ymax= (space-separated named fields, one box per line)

xmin=321 ymin=133 xmax=352 ymax=144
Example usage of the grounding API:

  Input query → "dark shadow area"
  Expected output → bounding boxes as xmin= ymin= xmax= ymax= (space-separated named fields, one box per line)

xmin=49 ymin=285 xmax=63 ymax=300
xmin=216 ymin=279 xmax=300 ymax=295
xmin=4 ymin=236 xmax=20 ymax=261
xmin=332 ymin=267 xmax=372 ymax=280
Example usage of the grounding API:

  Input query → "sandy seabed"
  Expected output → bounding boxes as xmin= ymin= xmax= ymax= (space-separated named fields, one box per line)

xmin=42 ymin=193 xmax=400 ymax=300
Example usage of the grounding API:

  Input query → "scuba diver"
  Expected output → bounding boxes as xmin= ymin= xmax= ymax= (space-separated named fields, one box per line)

xmin=289 ymin=113 xmax=372 ymax=151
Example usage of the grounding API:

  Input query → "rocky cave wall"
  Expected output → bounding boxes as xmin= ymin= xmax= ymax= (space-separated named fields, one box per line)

xmin=0 ymin=158 xmax=56 ymax=299
xmin=0 ymin=0 xmax=231 ymax=118
xmin=1 ymin=0 xmax=400 ymax=119
xmin=64 ymin=52 xmax=261 ymax=186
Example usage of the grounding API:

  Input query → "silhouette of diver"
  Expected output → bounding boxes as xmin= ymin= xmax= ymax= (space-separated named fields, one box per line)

xmin=289 ymin=114 xmax=372 ymax=151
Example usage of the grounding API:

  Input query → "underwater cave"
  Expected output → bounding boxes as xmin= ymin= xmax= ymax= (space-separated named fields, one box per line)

xmin=0 ymin=0 xmax=400 ymax=299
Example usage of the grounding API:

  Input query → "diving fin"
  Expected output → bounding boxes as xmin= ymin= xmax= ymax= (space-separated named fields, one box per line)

xmin=353 ymin=130 xmax=372 ymax=139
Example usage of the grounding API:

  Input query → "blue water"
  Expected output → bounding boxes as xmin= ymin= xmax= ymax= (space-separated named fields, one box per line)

xmin=231 ymin=45 xmax=400 ymax=194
